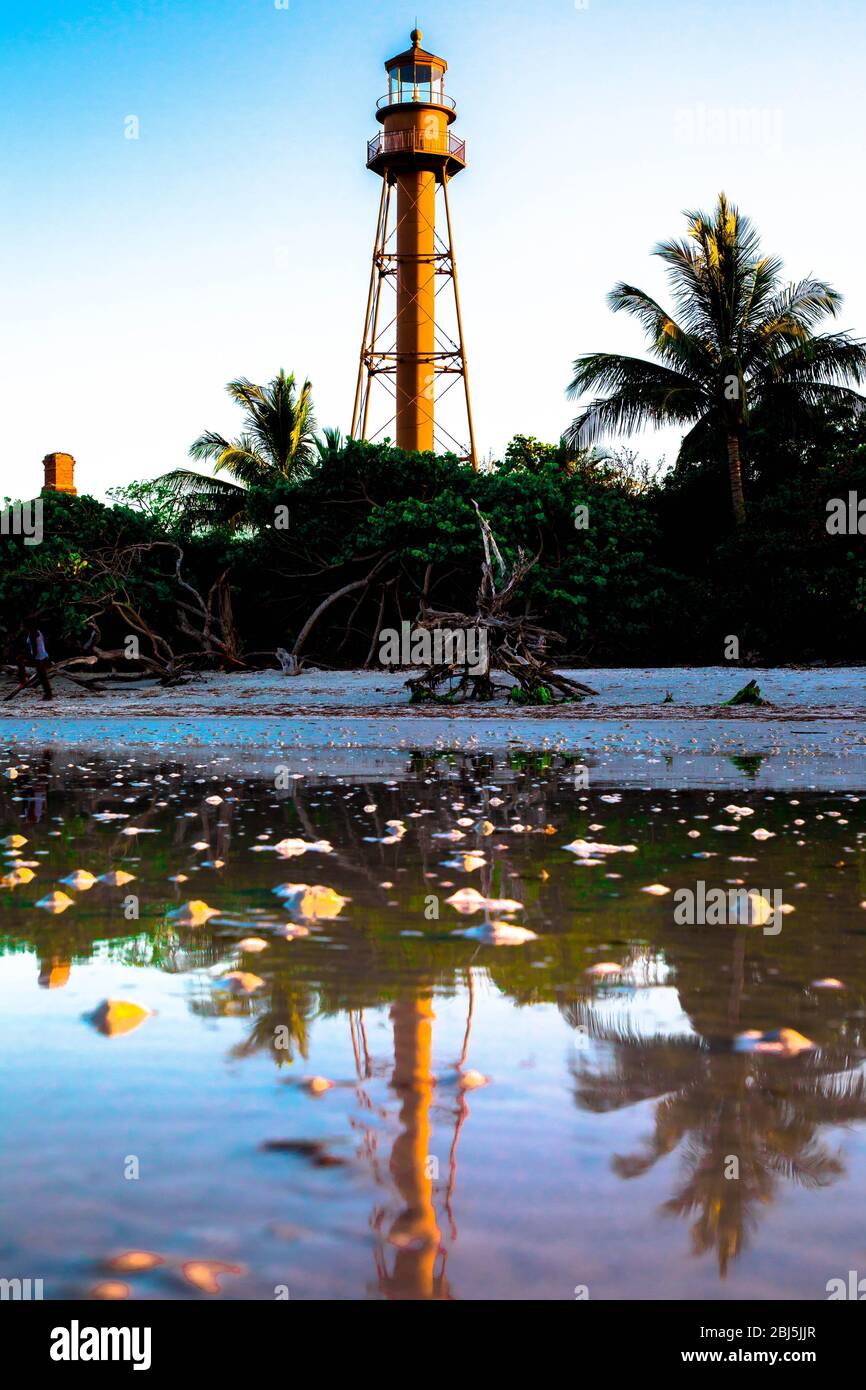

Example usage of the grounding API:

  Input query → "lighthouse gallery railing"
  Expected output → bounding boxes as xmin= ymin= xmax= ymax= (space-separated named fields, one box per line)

xmin=367 ymin=130 xmax=466 ymax=167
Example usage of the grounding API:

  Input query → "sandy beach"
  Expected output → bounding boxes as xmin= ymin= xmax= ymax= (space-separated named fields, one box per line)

xmin=3 ymin=667 xmax=865 ymax=789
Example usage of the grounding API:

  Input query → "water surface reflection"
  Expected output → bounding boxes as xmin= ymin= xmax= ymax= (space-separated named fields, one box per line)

xmin=2 ymin=749 xmax=866 ymax=1298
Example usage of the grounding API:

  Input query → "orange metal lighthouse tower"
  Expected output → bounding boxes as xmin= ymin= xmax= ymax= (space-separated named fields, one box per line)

xmin=351 ymin=28 xmax=477 ymax=467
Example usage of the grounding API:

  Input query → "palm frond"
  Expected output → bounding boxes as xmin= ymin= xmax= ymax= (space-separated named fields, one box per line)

xmin=154 ymin=469 xmax=250 ymax=531
xmin=316 ymin=426 xmax=345 ymax=458
xmin=566 ymin=354 xmax=707 ymax=446
xmin=608 ymin=284 xmax=717 ymax=378
xmin=753 ymin=278 xmax=842 ymax=342
xmin=158 ymin=468 xmax=244 ymax=500
xmin=760 ymin=331 xmax=866 ymax=386
xmin=189 ymin=430 xmax=233 ymax=464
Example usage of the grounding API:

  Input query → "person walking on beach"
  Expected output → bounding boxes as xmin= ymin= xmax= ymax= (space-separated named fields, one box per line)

xmin=14 ymin=616 xmax=54 ymax=701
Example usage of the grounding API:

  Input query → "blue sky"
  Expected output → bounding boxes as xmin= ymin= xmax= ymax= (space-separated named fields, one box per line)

xmin=2 ymin=0 xmax=864 ymax=497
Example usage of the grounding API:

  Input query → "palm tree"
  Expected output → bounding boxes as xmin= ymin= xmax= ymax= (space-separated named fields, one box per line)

xmin=566 ymin=193 xmax=866 ymax=523
xmin=159 ymin=370 xmax=318 ymax=529
xmin=315 ymin=426 xmax=345 ymax=460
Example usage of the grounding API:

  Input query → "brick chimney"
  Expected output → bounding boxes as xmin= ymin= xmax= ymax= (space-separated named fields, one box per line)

xmin=42 ymin=452 xmax=77 ymax=495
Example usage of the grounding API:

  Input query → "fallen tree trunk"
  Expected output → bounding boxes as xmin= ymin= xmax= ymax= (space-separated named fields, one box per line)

xmin=291 ymin=553 xmax=394 ymax=661
xmin=2 ymin=656 xmax=106 ymax=701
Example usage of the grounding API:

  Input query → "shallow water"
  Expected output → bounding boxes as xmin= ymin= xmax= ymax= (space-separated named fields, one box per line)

xmin=3 ymin=747 xmax=866 ymax=1300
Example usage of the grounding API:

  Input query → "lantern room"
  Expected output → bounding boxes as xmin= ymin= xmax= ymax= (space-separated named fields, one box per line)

xmin=378 ymin=28 xmax=455 ymax=117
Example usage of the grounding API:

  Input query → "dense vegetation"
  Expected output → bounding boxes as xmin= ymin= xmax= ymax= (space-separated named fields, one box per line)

xmin=2 ymin=407 xmax=865 ymax=670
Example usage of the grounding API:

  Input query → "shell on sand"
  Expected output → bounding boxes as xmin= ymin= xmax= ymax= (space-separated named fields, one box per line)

xmin=99 ymin=870 xmax=136 ymax=887
xmin=728 ymin=891 xmax=777 ymax=926
xmin=90 ymin=1281 xmax=130 ymax=1300
xmin=458 ymin=853 xmax=487 ymax=872
xmin=36 ymin=891 xmax=75 ymax=914
xmin=88 ymin=999 xmax=153 ymax=1037
xmin=273 ymin=838 xmax=333 ymax=858
xmin=168 ymin=900 xmax=220 ymax=926
xmin=564 ymin=839 xmax=637 ymax=857
xmin=3 ymin=866 xmax=36 ymax=887
xmin=445 ymin=887 xmax=523 ymax=915
xmin=220 ymin=971 xmax=265 ymax=994
xmin=455 ymin=922 xmax=537 ymax=946
xmin=62 ymin=870 xmax=97 ymax=891
xmin=105 ymin=1251 xmax=165 ymax=1272
xmin=181 ymin=1260 xmax=245 ymax=1294
xmin=460 ymin=1070 xmax=490 ymax=1090
xmin=272 ymin=884 xmax=349 ymax=921
xmin=735 ymin=1027 xmax=815 ymax=1057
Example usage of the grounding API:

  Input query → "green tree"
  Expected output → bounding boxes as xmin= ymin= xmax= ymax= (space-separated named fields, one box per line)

xmin=159 ymin=369 xmax=318 ymax=530
xmin=566 ymin=193 xmax=866 ymax=523
xmin=500 ymin=434 xmax=611 ymax=477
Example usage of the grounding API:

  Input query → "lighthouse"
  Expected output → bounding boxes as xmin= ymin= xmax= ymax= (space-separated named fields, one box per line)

xmin=351 ymin=28 xmax=477 ymax=467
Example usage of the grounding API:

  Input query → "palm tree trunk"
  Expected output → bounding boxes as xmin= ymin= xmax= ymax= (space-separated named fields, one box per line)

xmin=727 ymin=433 xmax=746 ymax=525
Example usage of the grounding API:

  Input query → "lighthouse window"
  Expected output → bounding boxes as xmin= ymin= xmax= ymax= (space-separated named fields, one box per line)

xmin=392 ymin=63 xmax=444 ymax=103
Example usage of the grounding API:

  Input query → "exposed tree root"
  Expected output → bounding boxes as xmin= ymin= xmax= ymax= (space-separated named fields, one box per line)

xmin=405 ymin=504 xmax=597 ymax=707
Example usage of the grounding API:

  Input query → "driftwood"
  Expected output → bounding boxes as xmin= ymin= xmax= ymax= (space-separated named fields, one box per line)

xmin=275 ymin=647 xmax=301 ymax=676
xmin=20 ymin=540 xmax=245 ymax=684
xmin=2 ymin=656 xmax=106 ymax=701
xmin=290 ymin=552 xmax=394 ymax=662
xmin=405 ymin=503 xmax=597 ymax=706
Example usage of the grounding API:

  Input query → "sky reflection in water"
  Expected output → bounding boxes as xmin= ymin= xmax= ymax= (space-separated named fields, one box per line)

xmin=2 ymin=747 xmax=866 ymax=1300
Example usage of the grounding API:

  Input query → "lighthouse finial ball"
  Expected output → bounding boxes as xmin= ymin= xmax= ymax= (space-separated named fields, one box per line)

xmin=411 ymin=27 xmax=422 ymax=47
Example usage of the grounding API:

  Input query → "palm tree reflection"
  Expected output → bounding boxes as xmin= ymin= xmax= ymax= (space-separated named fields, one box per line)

xmin=567 ymin=941 xmax=866 ymax=1275
xmin=225 ymin=980 xmax=315 ymax=1065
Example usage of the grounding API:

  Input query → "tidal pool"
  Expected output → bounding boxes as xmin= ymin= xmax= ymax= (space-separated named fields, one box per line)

xmin=2 ymin=747 xmax=866 ymax=1300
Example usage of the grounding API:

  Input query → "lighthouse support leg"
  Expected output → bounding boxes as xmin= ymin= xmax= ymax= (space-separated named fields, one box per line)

xmin=351 ymin=178 xmax=389 ymax=441
xmin=442 ymin=174 xmax=478 ymax=472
